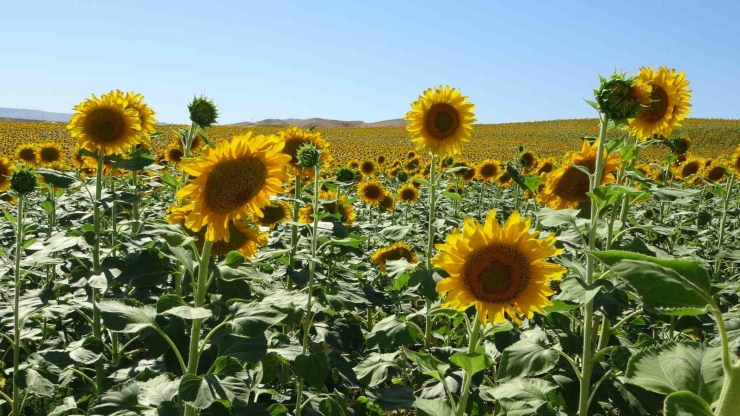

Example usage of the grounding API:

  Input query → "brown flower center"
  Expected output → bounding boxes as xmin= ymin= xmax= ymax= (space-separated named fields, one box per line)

xmin=479 ymin=163 xmax=498 ymax=178
xmin=361 ymin=161 xmax=375 ymax=175
xmin=425 ymin=103 xmax=460 ymax=140
xmin=19 ymin=148 xmax=36 ymax=162
xmin=400 ymin=188 xmax=417 ymax=202
xmin=85 ymin=108 xmax=129 ymax=143
xmin=205 ymin=156 xmax=267 ymax=214
xmin=362 ymin=184 xmax=383 ymax=200
xmin=680 ymin=161 xmax=700 ymax=178
xmin=639 ymin=86 xmax=670 ymax=123
xmin=463 ymin=244 xmax=531 ymax=303
xmin=40 ymin=147 xmax=61 ymax=163
xmin=553 ymin=158 xmax=596 ymax=200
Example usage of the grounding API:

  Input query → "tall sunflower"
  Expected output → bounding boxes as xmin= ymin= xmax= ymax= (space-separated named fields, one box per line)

xmin=206 ymin=221 xmax=266 ymax=257
xmin=372 ymin=242 xmax=418 ymax=273
xmin=320 ymin=190 xmax=356 ymax=225
xmin=704 ymin=163 xmax=727 ymax=183
xmin=380 ymin=191 xmax=396 ymax=210
xmin=360 ymin=160 xmax=376 ymax=176
xmin=358 ymin=180 xmax=385 ymax=206
xmin=0 ymin=156 xmax=15 ymax=192
xmin=258 ymin=201 xmax=292 ymax=228
xmin=731 ymin=148 xmax=740 ymax=177
xmin=628 ymin=67 xmax=692 ymax=140
xmin=477 ymin=159 xmax=501 ymax=182
xmin=520 ymin=151 xmax=537 ymax=170
xmin=176 ymin=132 xmax=290 ymax=242
xmin=67 ymin=90 xmax=143 ymax=155
xmin=15 ymin=144 xmax=38 ymax=166
xmin=165 ymin=144 xmax=185 ymax=165
xmin=405 ymin=85 xmax=476 ymax=157
xmin=398 ymin=184 xmax=420 ymax=204
xmin=278 ymin=126 xmax=329 ymax=173
xmin=676 ymin=157 xmax=703 ymax=181
xmin=537 ymin=140 xmax=621 ymax=210
xmin=124 ymin=91 xmax=158 ymax=136
xmin=433 ymin=211 xmax=566 ymax=325
xmin=38 ymin=142 xmax=64 ymax=166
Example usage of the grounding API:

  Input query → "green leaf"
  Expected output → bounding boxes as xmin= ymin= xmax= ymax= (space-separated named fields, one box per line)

xmin=49 ymin=397 xmax=78 ymax=416
xmin=228 ymin=302 xmax=287 ymax=335
xmin=354 ymin=352 xmax=399 ymax=387
xmin=366 ymin=315 xmax=420 ymax=350
xmin=156 ymin=294 xmax=188 ymax=313
xmin=163 ymin=305 xmax=212 ymax=320
xmin=217 ymin=333 xmax=268 ymax=363
xmin=36 ymin=167 xmax=77 ymax=189
xmin=111 ymin=155 xmax=154 ymax=171
xmin=366 ymin=385 xmax=414 ymax=411
xmin=403 ymin=349 xmax=450 ymax=382
xmin=522 ymin=174 xmax=543 ymax=194
xmin=449 ymin=351 xmax=487 ymax=376
xmin=69 ymin=336 xmax=104 ymax=364
xmin=178 ymin=374 xmax=249 ymax=410
xmin=663 ymin=391 xmax=714 ymax=416
xmin=296 ymin=351 xmax=330 ymax=389
xmin=138 ymin=374 xmax=179 ymax=406
xmin=536 ymin=207 xmax=581 ymax=227
xmin=626 ymin=342 xmax=724 ymax=404
xmin=414 ymin=397 xmax=454 ymax=416
xmin=380 ymin=225 xmax=412 ymax=240
xmin=117 ymin=250 xmax=172 ymax=288
xmin=591 ymin=250 xmax=716 ymax=316
xmin=441 ymin=191 xmax=462 ymax=201
xmin=98 ymin=300 xmax=157 ymax=333
xmin=555 ymin=277 xmax=612 ymax=305
xmin=149 ymin=223 xmax=195 ymax=247
xmin=14 ymin=368 xmax=54 ymax=397
xmin=480 ymin=378 xmax=557 ymax=404
xmin=497 ymin=330 xmax=559 ymax=382
xmin=89 ymin=381 xmax=149 ymax=415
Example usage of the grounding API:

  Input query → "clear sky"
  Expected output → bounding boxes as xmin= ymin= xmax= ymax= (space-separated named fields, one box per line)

xmin=1 ymin=0 xmax=738 ymax=124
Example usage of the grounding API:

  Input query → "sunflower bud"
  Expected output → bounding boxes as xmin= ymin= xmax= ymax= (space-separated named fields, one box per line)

xmin=187 ymin=96 xmax=219 ymax=128
xmin=296 ymin=143 xmax=321 ymax=169
xmin=11 ymin=168 xmax=37 ymax=195
xmin=506 ymin=163 xmax=525 ymax=188
xmin=672 ymin=137 xmax=691 ymax=155
xmin=595 ymin=72 xmax=647 ymax=124
xmin=336 ymin=167 xmax=356 ymax=184
xmin=396 ymin=170 xmax=410 ymax=183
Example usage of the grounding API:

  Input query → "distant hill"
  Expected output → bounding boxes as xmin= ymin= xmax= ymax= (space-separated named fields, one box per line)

xmin=229 ymin=118 xmax=409 ymax=128
xmin=0 ymin=108 xmax=72 ymax=123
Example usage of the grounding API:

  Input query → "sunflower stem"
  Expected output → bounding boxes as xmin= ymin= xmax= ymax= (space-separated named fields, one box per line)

xmin=425 ymin=154 xmax=438 ymax=349
xmin=184 ymin=240 xmax=213 ymax=416
xmin=92 ymin=154 xmax=105 ymax=394
xmin=131 ymin=169 xmax=140 ymax=234
xmin=178 ymin=121 xmax=199 ymax=192
xmin=714 ymin=174 xmax=735 ymax=280
xmin=11 ymin=193 xmax=25 ymax=416
xmin=454 ymin=313 xmax=482 ymax=416
xmin=579 ymin=115 xmax=609 ymax=416
xmin=295 ymin=162 xmax=322 ymax=416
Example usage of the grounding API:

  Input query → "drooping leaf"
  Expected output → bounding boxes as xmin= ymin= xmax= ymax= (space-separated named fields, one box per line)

xmin=354 ymin=352 xmax=400 ymax=387
xmin=497 ymin=330 xmax=559 ymax=382
xmin=366 ymin=315 xmax=421 ymax=350
xmin=98 ymin=300 xmax=157 ymax=333
xmin=663 ymin=391 xmax=714 ymax=416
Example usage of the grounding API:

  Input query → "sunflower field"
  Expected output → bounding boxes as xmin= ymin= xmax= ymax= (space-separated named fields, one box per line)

xmin=1 ymin=69 xmax=740 ymax=416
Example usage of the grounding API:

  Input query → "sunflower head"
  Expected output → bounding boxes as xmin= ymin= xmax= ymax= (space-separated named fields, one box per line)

xmin=731 ymin=148 xmax=740 ymax=177
xmin=360 ymin=160 xmax=376 ymax=176
xmin=124 ymin=91 xmax=158 ymax=136
xmin=673 ymin=136 xmax=691 ymax=155
xmin=519 ymin=151 xmax=537 ymax=169
xmin=372 ymin=242 xmax=418 ymax=273
xmin=405 ymin=85 xmax=476 ymax=157
xmin=165 ymin=144 xmax=184 ymax=165
xmin=497 ymin=171 xmax=512 ymax=188
xmin=336 ymin=167 xmax=357 ymax=184
xmin=258 ymin=202 xmax=292 ymax=227
xmin=477 ymin=159 xmax=501 ymax=181
xmin=296 ymin=143 xmax=322 ymax=169
xmin=0 ymin=157 xmax=15 ymax=192
xmin=11 ymin=167 xmax=37 ymax=195
xmin=37 ymin=142 xmax=64 ymax=166
xmin=405 ymin=157 xmax=421 ymax=172
xmin=16 ymin=144 xmax=38 ymax=166
xmin=207 ymin=221 xmax=266 ymax=257
xmin=377 ymin=155 xmax=386 ymax=164
xmin=398 ymin=184 xmax=420 ymax=204
xmin=628 ymin=67 xmax=692 ymax=140
xmin=188 ymin=95 xmax=219 ymax=128
xmin=318 ymin=190 xmax=356 ymax=225
xmin=433 ymin=211 xmax=565 ymax=325
xmin=536 ymin=159 xmax=555 ymax=175
xmin=278 ymin=126 xmax=329 ymax=173
xmin=67 ymin=90 xmax=143 ymax=156
xmin=358 ymin=180 xmax=385 ymax=205
xmin=176 ymin=132 xmax=290 ymax=242
xmin=677 ymin=157 xmax=703 ymax=181
xmin=704 ymin=163 xmax=727 ymax=183
xmin=380 ymin=192 xmax=395 ymax=211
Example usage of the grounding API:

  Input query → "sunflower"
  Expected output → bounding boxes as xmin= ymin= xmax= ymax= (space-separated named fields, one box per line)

xmin=176 ymin=132 xmax=290 ymax=242
xmin=433 ymin=211 xmax=566 ymax=325
xmin=278 ymin=126 xmax=329 ymax=173
xmin=360 ymin=160 xmax=376 ymax=176
xmin=536 ymin=158 xmax=555 ymax=175
xmin=405 ymin=157 xmax=421 ymax=172
xmin=538 ymin=140 xmax=621 ymax=210
xmin=704 ymin=163 xmax=727 ymax=183
xmin=676 ymin=157 xmax=703 ymax=181
xmin=460 ymin=165 xmax=476 ymax=182
xmin=477 ymin=159 xmax=501 ymax=181
xmin=0 ymin=156 xmax=15 ymax=192
xmin=165 ymin=144 xmax=185 ymax=165
xmin=207 ymin=221 xmax=266 ymax=257
xmin=124 ymin=91 xmax=158 ymax=136
xmin=372 ymin=242 xmax=418 ymax=273
xmin=258 ymin=201 xmax=292 ymax=227
xmin=16 ymin=144 xmax=38 ymax=166
xmin=407 ymin=151 xmax=417 ymax=159
xmin=380 ymin=192 xmax=396 ymax=210
xmin=497 ymin=171 xmax=512 ymax=188
xmin=398 ymin=184 xmax=420 ymax=204
xmin=520 ymin=151 xmax=537 ymax=170
xmin=37 ymin=142 xmax=64 ymax=166
xmin=358 ymin=180 xmax=385 ymax=205
xmin=298 ymin=204 xmax=314 ymax=224
xmin=405 ymin=85 xmax=476 ymax=157
xmin=377 ymin=155 xmax=386 ymax=165
xmin=447 ymin=183 xmax=464 ymax=196
xmin=67 ymin=90 xmax=142 ymax=155
xmin=320 ymin=191 xmax=356 ymax=225
xmin=731 ymin=148 xmax=740 ymax=177
xmin=627 ymin=67 xmax=692 ymax=140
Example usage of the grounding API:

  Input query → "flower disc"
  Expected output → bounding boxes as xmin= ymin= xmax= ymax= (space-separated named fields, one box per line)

xmin=67 ymin=90 xmax=142 ymax=155
xmin=628 ymin=67 xmax=692 ymax=140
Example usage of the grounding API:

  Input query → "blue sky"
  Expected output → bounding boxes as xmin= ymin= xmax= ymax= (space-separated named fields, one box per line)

xmin=1 ymin=1 xmax=738 ymax=124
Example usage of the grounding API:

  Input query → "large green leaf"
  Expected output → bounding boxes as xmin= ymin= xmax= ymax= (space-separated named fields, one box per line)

xmin=354 ymin=352 xmax=400 ymax=387
xmin=14 ymin=368 xmax=54 ymax=397
xmin=163 ymin=305 xmax=212 ymax=320
xmin=403 ymin=349 xmax=450 ymax=382
xmin=36 ymin=167 xmax=77 ymax=189
xmin=69 ymin=336 xmax=104 ymax=364
xmin=89 ymin=382 xmax=149 ymax=415
xmin=137 ymin=374 xmax=179 ymax=406
xmin=536 ymin=207 xmax=581 ymax=227
xmin=449 ymin=351 xmax=487 ymax=376
xmin=366 ymin=315 xmax=421 ymax=350
xmin=228 ymin=302 xmax=287 ymax=335
xmin=626 ymin=342 xmax=724 ymax=404
xmin=217 ymin=333 xmax=268 ymax=363
xmin=481 ymin=378 xmax=557 ymax=403
xmin=296 ymin=350 xmax=330 ymax=389
xmin=414 ymin=397 xmax=454 ymax=416
xmin=591 ymin=250 xmax=716 ymax=316
xmin=178 ymin=374 xmax=249 ymax=410
xmin=366 ymin=385 xmax=415 ymax=411
xmin=116 ymin=250 xmax=172 ymax=288
xmin=98 ymin=300 xmax=157 ymax=333
xmin=497 ymin=330 xmax=560 ymax=382
xmin=663 ymin=391 xmax=714 ymax=416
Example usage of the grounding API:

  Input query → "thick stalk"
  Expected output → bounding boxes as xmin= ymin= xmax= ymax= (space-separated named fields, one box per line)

xmin=110 ymin=180 xmax=117 ymax=255
xmin=131 ymin=170 xmax=140 ymax=234
xmin=295 ymin=164 xmax=321 ymax=416
xmin=454 ymin=314 xmax=482 ymax=416
xmin=92 ymin=155 xmax=105 ymax=392
xmin=184 ymin=240 xmax=213 ymax=416
xmin=425 ymin=155 xmax=438 ymax=349
xmin=12 ymin=194 xmax=25 ymax=416
xmin=579 ymin=117 xmax=609 ymax=416
xmin=716 ymin=366 xmax=740 ymax=416
xmin=714 ymin=175 xmax=735 ymax=280
xmin=288 ymin=175 xmax=303 ymax=277
xmin=178 ymin=122 xmax=199 ymax=191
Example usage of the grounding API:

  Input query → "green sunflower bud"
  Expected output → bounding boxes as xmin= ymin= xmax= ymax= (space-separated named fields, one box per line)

xmin=11 ymin=168 xmax=37 ymax=195
xmin=296 ymin=143 xmax=321 ymax=169
xmin=595 ymin=72 xmax=644 ymax=124
xmin=336 ymin=167 xmax=356 ymax=183
xmin=188 ymin=96 xmax=219 ymax=128
xmin=396 ymin=170 xmax=409 ymax=183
